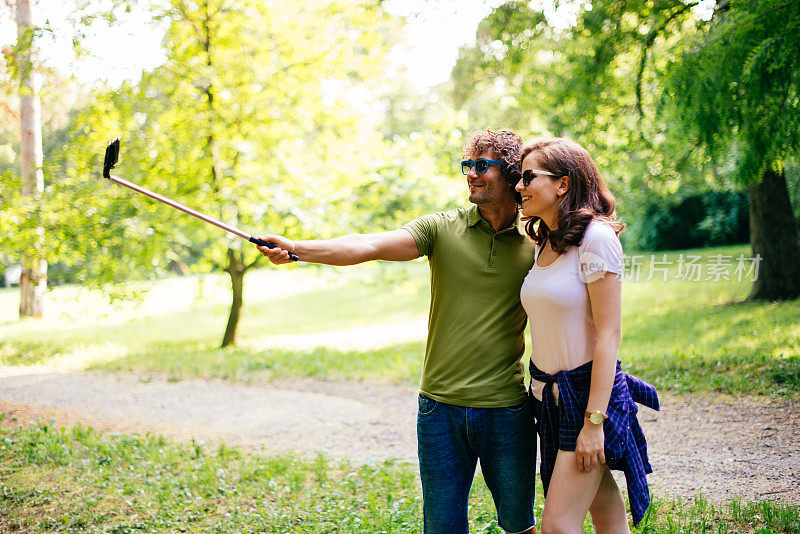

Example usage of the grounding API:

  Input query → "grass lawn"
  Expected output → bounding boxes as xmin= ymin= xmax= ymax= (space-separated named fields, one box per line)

xmin=1 ymin=422 xmax=797 ymax=533
xmin=1 ymin=244 xmax=798 ymax=396
xmin=0 ymin=261 xmax=431 ymax=368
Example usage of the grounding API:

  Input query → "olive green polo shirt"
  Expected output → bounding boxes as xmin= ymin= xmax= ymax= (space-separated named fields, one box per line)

xmin=403 ymin=205 xmax=535 ymax=407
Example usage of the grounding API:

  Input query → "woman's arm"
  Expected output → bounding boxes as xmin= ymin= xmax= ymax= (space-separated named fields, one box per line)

xmin=575 ymin=271 xmax=622 ymax=473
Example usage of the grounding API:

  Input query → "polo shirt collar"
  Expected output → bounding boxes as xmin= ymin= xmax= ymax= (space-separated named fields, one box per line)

xmin=467 ymin=204 xmax=526 ymax=235
xmin=466 ymin=204 xmax=483 ymax=227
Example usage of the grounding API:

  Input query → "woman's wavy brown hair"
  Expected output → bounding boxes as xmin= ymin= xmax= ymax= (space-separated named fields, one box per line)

xmin=521 ymin=137 xmax=624 ymax=253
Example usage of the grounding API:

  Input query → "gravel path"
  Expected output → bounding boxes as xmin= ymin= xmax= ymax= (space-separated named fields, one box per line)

xmin=0 ymin=366 xmax=797 ymax=505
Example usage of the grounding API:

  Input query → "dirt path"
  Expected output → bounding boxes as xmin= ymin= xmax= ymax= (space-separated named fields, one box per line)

xmin=0 ymin=366 xmax=797 ymax=505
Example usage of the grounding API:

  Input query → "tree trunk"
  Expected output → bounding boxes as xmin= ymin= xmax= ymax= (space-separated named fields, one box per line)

xmin=221 ymin=248 xmax=245 ymax=347
xmin=195 ymin=4 xmax=243 ymax=347
xmin=748 ymin=167 xmax=800 ymax=300
xmin=17 ymin=0 xmax=47 ymax=318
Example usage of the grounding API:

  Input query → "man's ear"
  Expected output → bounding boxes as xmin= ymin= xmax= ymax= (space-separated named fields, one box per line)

xmin=557 ymin=175 xmax=570 ymax=197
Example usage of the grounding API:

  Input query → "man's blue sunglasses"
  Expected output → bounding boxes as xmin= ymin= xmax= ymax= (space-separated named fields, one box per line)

xmin=461 ymin=158 xmax=506 ymax=175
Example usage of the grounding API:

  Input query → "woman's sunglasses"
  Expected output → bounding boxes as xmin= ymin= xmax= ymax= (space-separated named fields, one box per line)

xmin=461 ymin=158 xmax=506 ymax=175
xmin=521 ymin=168 xmax=558 ymax=186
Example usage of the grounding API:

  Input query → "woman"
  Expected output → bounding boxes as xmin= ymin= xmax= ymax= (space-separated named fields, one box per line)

xmin=514 ymin=138 xmax=659 ymax=533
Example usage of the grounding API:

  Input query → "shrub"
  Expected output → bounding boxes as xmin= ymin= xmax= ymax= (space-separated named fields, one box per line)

xmin=639 ymin=190 xmax=749 ymax=251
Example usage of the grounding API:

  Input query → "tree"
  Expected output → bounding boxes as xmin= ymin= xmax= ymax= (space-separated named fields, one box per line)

xmin=14 ymin=0 xmax=46 ymax=317
xmin=664 ymin=0 xmax=800 ymax=300
xmin=448 ymin=1 xmax=716 ymax=247
xmin=53 ymin=0 xmax=394 ymax=347
xmin=2 ymin=0 xmax=124 ymax=311
xmin=451 ymin=1 xmax=800 ymax=301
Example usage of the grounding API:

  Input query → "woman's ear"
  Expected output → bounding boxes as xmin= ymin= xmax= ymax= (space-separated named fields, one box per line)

xmin=556 ymin=175 xmax=570 ymax=197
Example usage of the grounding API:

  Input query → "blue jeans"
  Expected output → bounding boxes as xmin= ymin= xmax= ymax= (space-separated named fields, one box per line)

xmin=417 ymin=394 xmax=537 ymax=534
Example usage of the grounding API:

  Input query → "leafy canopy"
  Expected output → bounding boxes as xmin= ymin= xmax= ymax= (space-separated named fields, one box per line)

xmin=663 ymin=0 xmax=800 ymax=181
xmin=17 ymin=0 xmax=395 ymax=283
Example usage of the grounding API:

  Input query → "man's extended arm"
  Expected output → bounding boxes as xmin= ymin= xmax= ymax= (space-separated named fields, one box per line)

xmin=256 ymin=229 xmax=420 ymax=265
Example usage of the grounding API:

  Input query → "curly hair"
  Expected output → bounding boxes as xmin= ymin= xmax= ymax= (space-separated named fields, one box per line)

xmin=462 ymin=129 xmax=523 ymax=203
xmin=520 ymin=137 xmax=624 ymax=253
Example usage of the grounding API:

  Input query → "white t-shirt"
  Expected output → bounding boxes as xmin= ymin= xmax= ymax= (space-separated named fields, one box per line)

xmin=520 ymin=219 xmax=624 ymax=401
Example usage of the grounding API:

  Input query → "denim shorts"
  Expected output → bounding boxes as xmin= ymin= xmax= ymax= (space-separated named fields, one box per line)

xmin=417 ymin=394 xmax=537 ymax=534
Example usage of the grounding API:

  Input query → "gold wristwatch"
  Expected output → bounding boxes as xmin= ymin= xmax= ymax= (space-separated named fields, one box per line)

xmin=585 ymin=410 xmax=608 ymax=425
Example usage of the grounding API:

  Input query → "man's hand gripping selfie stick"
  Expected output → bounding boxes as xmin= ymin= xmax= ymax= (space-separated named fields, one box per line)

xmin=102 ymin=138 xmax=298 ymax=261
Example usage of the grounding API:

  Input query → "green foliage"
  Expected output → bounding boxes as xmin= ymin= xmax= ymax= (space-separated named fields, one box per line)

xmin=448 ymin=0 xmax=800 ymax=291
xmin=4 ymin=0 xmax=417 ymax=281
xmin=788 ymin=161 xmax=800 ymax=221
xmin=663 ymin=0 xmax=800 ymax=181
xmin=0 ymin=71 xmax=87 ymax=273
xmin=639 ymin=191 xmax=749 ymax=250
xmin=59 ymin=0 xmax=394 ymax=278
xmin=448 ymin=0 xmax=715 ymax=247
xmin=2 ymin=0 xmax=469 ymax=291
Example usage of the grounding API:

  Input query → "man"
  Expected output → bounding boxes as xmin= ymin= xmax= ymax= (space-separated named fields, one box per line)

xmin=258 ymin=129 xmax=537 ymax=534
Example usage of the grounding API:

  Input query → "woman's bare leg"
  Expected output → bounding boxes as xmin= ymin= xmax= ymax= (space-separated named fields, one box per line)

xmin=588 ymin=467 xmax=630 ymax=534
xmin=540 ymin=450 xmax=604 ymax=534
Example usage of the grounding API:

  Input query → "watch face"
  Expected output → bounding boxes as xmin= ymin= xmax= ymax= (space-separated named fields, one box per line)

xmin=590 ymin=412 xmax=604 ymax=425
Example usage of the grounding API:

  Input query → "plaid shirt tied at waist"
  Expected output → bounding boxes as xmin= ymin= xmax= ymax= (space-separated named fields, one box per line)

xmin=530 ymin=359 xmax=660 ymax=526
